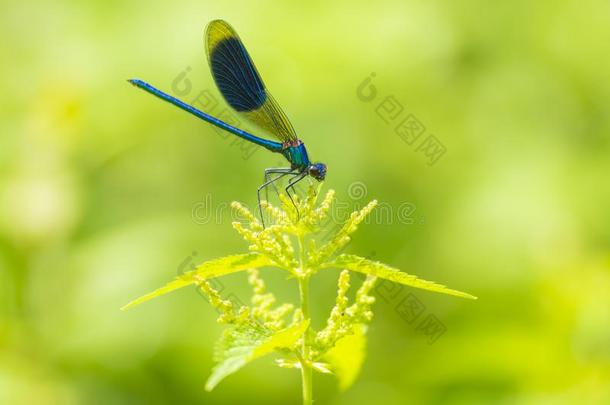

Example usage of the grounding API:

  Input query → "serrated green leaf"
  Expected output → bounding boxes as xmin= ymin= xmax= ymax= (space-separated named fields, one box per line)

xmin=206 ymin=325 xmax=267 ymax=392
xmin=252 ymin=320 xmax=309 ymax=358
xmin=321 ymin=254 xmax=477 ymax=300
xmin=324 ymin=325 xmax=367 ymax=390
xmin=121 ymin=253 xmax=276 ymax=311
xmin=205 ymin=320 xmax=309 ymax=391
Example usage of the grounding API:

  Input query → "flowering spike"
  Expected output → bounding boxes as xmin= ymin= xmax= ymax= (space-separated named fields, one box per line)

xmin=123 ymin=184 xmax=475 ymax=398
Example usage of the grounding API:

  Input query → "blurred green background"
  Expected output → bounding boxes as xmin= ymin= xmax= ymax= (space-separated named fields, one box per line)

xmin=1 ymin=0 xmax=609 ymax=404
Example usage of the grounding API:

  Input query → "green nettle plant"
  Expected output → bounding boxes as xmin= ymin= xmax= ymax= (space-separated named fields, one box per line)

xmin=122 ymin=186 xmax=476 ymax=404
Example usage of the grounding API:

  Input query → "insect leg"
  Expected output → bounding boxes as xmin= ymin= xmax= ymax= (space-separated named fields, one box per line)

xmin=285 ymin=171 xmax=308 ymax=221
xmin=263 ymin=167 xmax=292 ymax=204
xmin=258 ymin=168 xmax=296 ymax=227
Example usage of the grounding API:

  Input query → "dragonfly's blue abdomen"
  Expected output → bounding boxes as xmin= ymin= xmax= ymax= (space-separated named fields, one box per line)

xmin=127 ymin=79 xmax=283 ymax=153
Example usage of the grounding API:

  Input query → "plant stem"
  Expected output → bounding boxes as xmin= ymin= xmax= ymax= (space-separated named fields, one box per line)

xmin=298 ymin=276 xmax=312 ymax=405
xmin=298 ymin=235 xmax=312 ymax=405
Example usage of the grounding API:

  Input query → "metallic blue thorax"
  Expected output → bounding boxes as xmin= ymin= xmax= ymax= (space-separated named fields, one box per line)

xmin=282 ymin=141 xmax=311 ymax=171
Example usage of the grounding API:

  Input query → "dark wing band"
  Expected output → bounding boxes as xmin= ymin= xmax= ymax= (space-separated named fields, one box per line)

xmin=205 ymin=20 xmax=297 ymax=142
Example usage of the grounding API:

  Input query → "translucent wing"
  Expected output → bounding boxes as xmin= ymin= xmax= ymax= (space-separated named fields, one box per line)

xmin=205 ymin=20 xmax=297 ymax=142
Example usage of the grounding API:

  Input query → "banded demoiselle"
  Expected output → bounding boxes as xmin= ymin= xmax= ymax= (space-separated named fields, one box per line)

xmin=129 ymin=20 xmax=327 ymax=226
